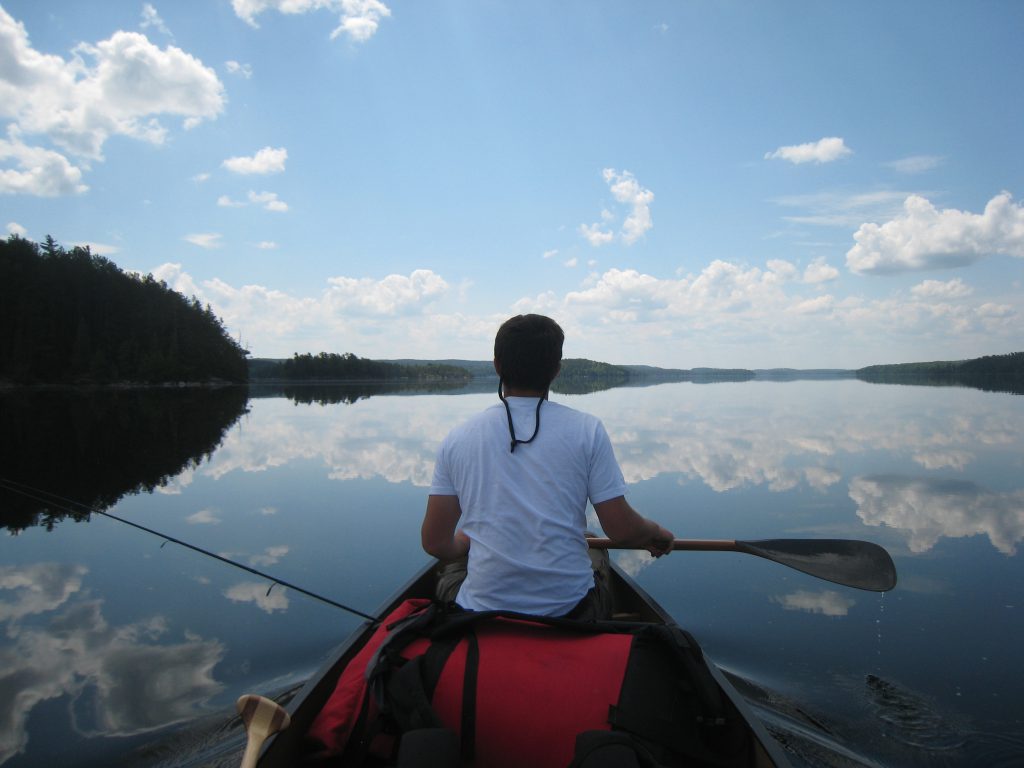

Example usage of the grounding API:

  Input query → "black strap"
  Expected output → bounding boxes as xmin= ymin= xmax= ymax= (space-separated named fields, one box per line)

xmin=460 ymin=631 xmax=479 ymax=759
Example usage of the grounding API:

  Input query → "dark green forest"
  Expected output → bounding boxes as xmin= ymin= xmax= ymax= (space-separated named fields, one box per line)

xmin=857 ymin=352 xmax=1024 ymax=395
xmin=0 ymin=235 xmax=248 ymax=384
xmin=250 ymin=352 xmax=472 ymax=382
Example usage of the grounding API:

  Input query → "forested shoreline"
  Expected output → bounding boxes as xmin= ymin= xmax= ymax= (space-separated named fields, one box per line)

xmin=249 ymin=352 xmax=471 ymax=383
xmin=1 ymin=235 xmax=248 ymax=385
xmin=856 ymin=352 xmax=1024 ymax=395
xmin=3 ymin=234 xmax=1020 ymax=394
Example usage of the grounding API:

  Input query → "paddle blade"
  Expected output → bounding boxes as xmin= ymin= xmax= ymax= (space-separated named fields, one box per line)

xmin=738 ymin=539 xmax=897 ymax=592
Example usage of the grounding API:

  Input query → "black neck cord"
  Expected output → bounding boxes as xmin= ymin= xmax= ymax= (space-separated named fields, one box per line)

xmin=498 ymin=379 xmax=544 ymax=453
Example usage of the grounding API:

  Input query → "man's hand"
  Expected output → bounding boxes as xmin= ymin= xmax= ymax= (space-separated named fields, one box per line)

xmin=645 ymin=523 xmax=675 ymax=557
xmin=594 ymin=496 xmax=674 ymax=557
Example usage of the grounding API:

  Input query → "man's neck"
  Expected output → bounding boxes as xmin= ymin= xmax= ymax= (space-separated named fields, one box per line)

xmin=501 ymin=385 xmax=547 ymax=398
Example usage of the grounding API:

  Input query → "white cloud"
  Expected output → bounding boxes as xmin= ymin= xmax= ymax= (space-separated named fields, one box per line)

xmin=765 ymin=259 xmax=798 ymax=283
xmin=911 ymin=278 xmax=973 ymax=300
xmin=217 ymin=190 xmax=288 ymax=211
xmin=231 ymin=0 xmax=392 ymax=43
xmin=0 ymin=8 xmax=224 ymax=163
xmin=149 ymin=249 xmax=1023 ymax=368
xmin=603 ymin=168 xmax=654 ymax=244
xmin=183 ymin=233 xmax=222 ymax=249
xmin=564 ymin=257 xmax=578 ymax=268
xmin=192 ymin=172 xmax=210 ymax=183
xmin=256 ymin=240 xmax=278 ymax=249
xmin=325 ymin=269 xmax=447 ymax=315
xmin=140 ymin=4 xmax=172 ymax=37
xmin=222 ymin=146 xmax=288 ymax=175
xmin=885 ymin=155 xmax=943 ymax=174
xmin=847 ymin=193 xmax=1024 ymax=274
xmin=579 ymin=222 xmax=614 ymax=247
xmin=765 ymin=137 xmax=852 ymax=165
xmin=542 ymin=249 xmax=558 ymax=259
xmin=248 ymin=189 xmax=288 ymax=211
xmin=803 ymin=257 xmax=839 ymax=284
xmin=150 ymin=263 xmax=473 ymax=359
xmin=6 ymin=221 xmax=27 ymax=237
xmin=579 ymin=169 xmax=654 ymax=247
xmin=789 ymin=295 xmax=834 ymax=315
xmin=225 ymin=60 xmax=253 ymax=78
xmin=0 ymin=7 xmax=222 ymax=195
xmin=0 ymin=130 xmax=88 ymax=196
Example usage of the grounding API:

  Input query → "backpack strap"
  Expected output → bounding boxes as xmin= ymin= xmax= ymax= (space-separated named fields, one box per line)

xmin=607 ymin=625 xmax=750 ymax=766
xmin=459 ymin=629 xmax=480 ymax=759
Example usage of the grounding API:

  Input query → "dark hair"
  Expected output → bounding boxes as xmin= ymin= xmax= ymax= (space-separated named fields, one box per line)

xmin=494 ymin=314 xmax=564 ymax=392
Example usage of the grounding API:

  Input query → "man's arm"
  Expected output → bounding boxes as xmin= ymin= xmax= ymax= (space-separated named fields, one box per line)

xmin=593 ymin=496 xmax=674 ymax=557
xmin=422 ymin=494 xmax=471 ymax=561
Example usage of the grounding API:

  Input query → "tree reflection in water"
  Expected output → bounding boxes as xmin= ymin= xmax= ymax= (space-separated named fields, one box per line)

xmin=0 ymin=387 xmax=249 ymax=532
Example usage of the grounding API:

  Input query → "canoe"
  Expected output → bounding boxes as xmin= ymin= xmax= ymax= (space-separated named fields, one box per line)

xmin=255 ymin=560 xmax=792 ymax=768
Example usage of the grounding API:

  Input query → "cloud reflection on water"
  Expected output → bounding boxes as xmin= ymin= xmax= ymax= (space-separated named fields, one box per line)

xmin=851 ymin=475 xmax=1024 ymax=555
xmin=195 ymin=385 xmax=1023 ymax=558
xmin=223 ymin=582 xmax=290 ymax=613
xmin=0 ymin=563 xmax=224 ymax=764
xmin=772 ymin=589 xmax=856 ymax=617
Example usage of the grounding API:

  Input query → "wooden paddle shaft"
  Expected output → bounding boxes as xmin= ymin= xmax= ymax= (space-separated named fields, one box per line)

xmin=586 ymin=538 xmax=738 ymax=551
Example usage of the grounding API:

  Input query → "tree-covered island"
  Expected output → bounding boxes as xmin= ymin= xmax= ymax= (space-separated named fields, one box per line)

xmin=249 ymin=352 xmax=472 ymax=383
xmin=1 ymin=235 xmax=248 ymax=385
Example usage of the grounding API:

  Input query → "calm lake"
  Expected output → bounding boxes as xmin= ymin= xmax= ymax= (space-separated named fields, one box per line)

xmin=1 ymin=380 xmax=1023 ymax=767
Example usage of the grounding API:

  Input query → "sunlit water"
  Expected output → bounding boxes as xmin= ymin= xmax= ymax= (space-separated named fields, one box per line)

xmin=2 ymin=380 xmax=1023 ymax=767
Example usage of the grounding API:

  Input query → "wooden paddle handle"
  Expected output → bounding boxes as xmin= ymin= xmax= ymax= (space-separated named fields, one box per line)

xmin=237 ymin=694 xmax=290 ymax=768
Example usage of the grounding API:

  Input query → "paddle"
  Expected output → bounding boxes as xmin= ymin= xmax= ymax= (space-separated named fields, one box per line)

xmin=586 ymin=537 xmax=897 ymax=592
xmin=237 ymin=694 xmax=291 ymax=768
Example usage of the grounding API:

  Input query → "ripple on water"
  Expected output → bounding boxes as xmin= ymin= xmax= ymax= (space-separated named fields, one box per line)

xmin=723 ymin=668 xmax=1024 ymax=767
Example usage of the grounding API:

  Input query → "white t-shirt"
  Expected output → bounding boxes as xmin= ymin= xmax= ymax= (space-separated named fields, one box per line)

xmin=429 ymin=397 xmax=628 ymax=616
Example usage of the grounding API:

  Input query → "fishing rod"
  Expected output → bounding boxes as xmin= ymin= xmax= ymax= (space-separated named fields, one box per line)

xmin=0 ymin=477 xmax=377 ymax=621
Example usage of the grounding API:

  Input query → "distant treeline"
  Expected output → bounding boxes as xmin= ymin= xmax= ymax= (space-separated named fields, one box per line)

xmin=0 ymin=235 xmax=248 ymax=384
xmin=857 ymin=352 xmax=1024 ymax=395
xmin=249 ymin=352 xmax=472 ymax=382
xmin=558 ymin=358 xmax=629 ymax=385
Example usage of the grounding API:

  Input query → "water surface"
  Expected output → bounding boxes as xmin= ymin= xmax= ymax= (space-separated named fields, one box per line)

xmin=1 ymin=381 xmax=1022 ymax=766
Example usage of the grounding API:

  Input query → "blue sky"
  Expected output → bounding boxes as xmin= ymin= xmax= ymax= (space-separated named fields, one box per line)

xmin=2 ymin=1 xmax=1023 ymax=368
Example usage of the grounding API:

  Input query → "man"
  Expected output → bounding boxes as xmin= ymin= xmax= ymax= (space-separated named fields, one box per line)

xmin=422 ymin=314 xmax=674 ymax=618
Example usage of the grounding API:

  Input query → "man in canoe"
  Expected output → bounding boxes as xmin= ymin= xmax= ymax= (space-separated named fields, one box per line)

xmin=421 ymin=313 xmax=674 ymax=619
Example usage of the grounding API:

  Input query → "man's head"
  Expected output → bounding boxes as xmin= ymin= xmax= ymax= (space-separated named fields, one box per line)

xmin=494 ymin=314 xmax=564 ymax=392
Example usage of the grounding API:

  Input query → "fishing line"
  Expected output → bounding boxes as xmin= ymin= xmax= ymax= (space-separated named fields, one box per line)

xmin=0 ymin=476 xmax=377 ymax=621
